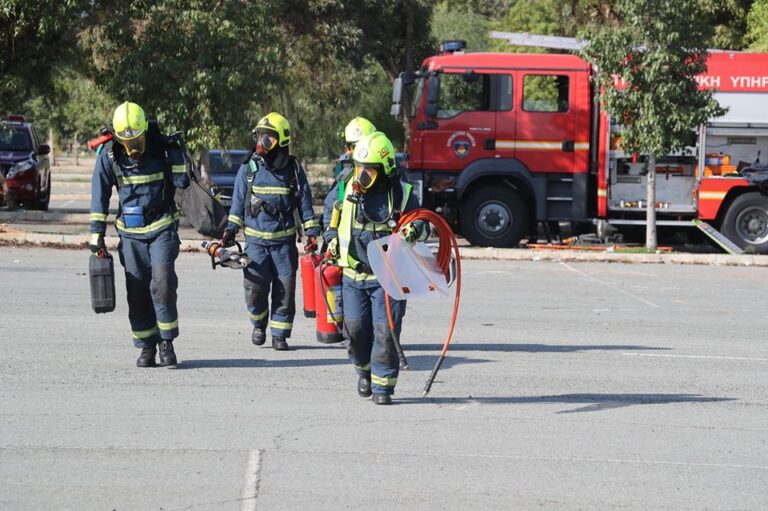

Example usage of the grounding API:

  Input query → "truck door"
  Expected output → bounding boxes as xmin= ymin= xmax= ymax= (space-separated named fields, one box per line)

xmin=512 ymin=72 xmax=579 ymax=174
xmin=417 ymin=71 xmax=497 ymax=172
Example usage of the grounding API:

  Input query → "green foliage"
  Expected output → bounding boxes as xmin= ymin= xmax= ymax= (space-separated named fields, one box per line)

xmin=747 ymin=0 xmax=768 ymax=50
xmin=0 ymin=0 xmax=87 ymax=111
xmin=432 ymin=1 xmax=493 ymax=52
xmin=582 ymin=0 xmax=727 ymax=157
xmin=80 ymin=0 xmax=282 ymax=152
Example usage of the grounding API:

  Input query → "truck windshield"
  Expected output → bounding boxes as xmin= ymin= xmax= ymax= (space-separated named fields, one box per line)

xmin=0 ymin=126 xmax=32 ymax=151
xmin=409 ymin=77 xmax=425 ymax=119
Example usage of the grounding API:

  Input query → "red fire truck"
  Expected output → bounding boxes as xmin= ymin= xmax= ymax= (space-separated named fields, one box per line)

xmin=391 ymin=41 xmax=768 ymax=253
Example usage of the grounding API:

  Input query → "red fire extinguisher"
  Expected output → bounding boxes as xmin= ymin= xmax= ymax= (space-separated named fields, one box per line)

xmin=300 ymin=253 xmax=322 ymax=317
xmin=315 ymin=260 xmax=343 ymax=344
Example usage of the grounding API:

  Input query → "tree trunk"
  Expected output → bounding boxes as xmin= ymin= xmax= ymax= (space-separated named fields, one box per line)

xmin=646 ymin=153 xmax=657 ymax=250
xmin=198 ymin=147 xmax=211 ymax=188
xmin=74 ymin=131 xmax=79 ymax=166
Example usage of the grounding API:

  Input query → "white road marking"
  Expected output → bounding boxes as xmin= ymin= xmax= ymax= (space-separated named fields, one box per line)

xmin=240 ymin=449 xmax=262 ymax=511
xmin=623 ymin=352 xmax=768 ymax=362
xmin=560 ymin=262 xmax=660 ymax=308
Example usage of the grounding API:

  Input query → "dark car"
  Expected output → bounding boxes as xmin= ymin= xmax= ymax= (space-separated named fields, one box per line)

xmin=0 ymin=115 xmax=51 ymax=210
xmin=206 ymin=149 xmax=248 ymax=207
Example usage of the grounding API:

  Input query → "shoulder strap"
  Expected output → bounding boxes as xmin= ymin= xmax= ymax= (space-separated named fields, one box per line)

xmin=245 ymin=156 xmax=260 ymax=216
xmin=105 ymin=141 xmax=124 ymax=188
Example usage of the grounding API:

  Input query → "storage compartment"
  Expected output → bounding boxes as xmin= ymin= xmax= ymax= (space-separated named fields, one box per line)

xmin=702 ymin=126 xmax=768 ymax=177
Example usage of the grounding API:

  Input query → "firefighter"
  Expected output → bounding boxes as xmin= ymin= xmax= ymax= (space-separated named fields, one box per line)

xmin=89 ymin=101 xmax=190 ymax=367
xmin=322 ymin=131 xmax=429 ymax=405
xmin=332 ymin=116 xmax=376 ymax=179
xmin=222 ymin=112 xmax=320 ymax=350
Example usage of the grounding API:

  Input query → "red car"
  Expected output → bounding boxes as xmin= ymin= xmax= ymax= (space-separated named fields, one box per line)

xmin=0 ymin=115 xmax=51 ymax=210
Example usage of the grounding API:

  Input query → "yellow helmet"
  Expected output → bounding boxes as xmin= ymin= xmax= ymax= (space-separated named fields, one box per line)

xmin=352 ymin=131 xmax=397 ymax=191
xmin=254 ymin=112 xmax=291 ymax=148
xmin=112 ymin=101 xmax=148 ymax=141
xmin=344 ymin=117 xmax=376 ymax=146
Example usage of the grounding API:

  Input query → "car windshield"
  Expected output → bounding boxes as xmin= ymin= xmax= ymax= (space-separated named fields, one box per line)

xmin=0 ymin=126 xmax=32 ymax=151
xmin=208 ymin=150 xmax=247 ymax=174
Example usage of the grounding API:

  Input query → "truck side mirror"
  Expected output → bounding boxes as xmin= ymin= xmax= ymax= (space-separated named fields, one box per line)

xmin=425 ymin=77 xmax=439 ymax=118
xmin=391 ymin=76 xmax=403 ymax=117
xmin=38 ymin=144 xmax=51 ymax=155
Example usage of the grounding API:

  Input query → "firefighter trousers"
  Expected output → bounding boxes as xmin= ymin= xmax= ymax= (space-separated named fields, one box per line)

xmin=342 ymin=276 xmax=406 ymax=396
xmin=117 ymin=229 xmax=181 ymax=348
xmin=243 ymin=242 xmax=298 ymax=338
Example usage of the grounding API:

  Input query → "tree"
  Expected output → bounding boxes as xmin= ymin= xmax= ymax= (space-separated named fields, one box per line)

xmin=747 ymin=0 xmax=768 ymax=50
xmin=0 ymin=0 xmax=87 ymax=111
xmin=79 ymin=0 xmax=282 ymax=175
xmin=582 ymin=0 xmax=726 ymax=249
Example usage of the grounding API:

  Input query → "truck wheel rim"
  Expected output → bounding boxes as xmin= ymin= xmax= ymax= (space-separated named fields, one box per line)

xmin=476 ymin=200 xmax=511 ymax=238
xmin=735 ymin=206 xmax=768 ymax=245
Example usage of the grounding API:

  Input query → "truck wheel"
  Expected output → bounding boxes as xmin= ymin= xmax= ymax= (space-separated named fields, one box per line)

xmin=460 ymin=185 xmax=528 ymax=247
xmin=721 ymin=192 xmax=768 ymax=253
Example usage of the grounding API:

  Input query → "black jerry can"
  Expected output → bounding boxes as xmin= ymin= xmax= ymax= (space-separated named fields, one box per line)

xmin=89 ymin=252 xmax=116 ymax=313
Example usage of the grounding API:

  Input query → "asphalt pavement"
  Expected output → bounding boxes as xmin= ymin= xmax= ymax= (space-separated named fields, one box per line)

xmin=1 ymin=247 xmax=767 ymax=510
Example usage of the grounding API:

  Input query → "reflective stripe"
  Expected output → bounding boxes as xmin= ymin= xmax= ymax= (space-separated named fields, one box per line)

xmin=132 ymin=326 xmax=159 ymax=339
xmin=90 ymin=212 xmax=108 ymax=222
xmin=252 ymin=186 xmax=291 ymax=195
xmin=121 ymin=172 xmax=165 ymax=185
xmin=303 ymin=219 xmax=320 ymax=229
xmin=244 ymin=226 xmax=296 ymax=239
xmin=116 ymin=212 xmax=179 ymax=234
xmin=699 ymin=191 xmax=727 ymax=200
xmin=355 ymin=363 xmax=371 ymax=372
xmin=343 ymin=268 xmax=378 ymax=281
xmin=371 ymin=374 xmax=398 ymax=387
xmin=271 ymin=320 xmax=293 ymax=330
xmin=157 ymin=319 xmax=178 ymax=331
xmin=352 ymin=221 xmax=392 ymax=232
xmin=249 ymin=310 xmax=268 ymax=321
xmin=90 ymin=233 xmax=102 ymax=245
xmin=228 ymin=214 xmax=244 ymax=226
xmin=172 ymin=164 xmax=186 ymax=173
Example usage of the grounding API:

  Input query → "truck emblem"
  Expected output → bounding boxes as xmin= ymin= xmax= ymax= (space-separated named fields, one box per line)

xmin=453 ymin=140 xmax=470 ymax=158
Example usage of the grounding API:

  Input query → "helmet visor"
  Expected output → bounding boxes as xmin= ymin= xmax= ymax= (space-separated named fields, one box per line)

xmin=255 ymin=131 xmax=279 ymax=154
xmin=355 ymin=163 xmax=380 ymax=191
xmin=116 ymin=133 xmax=146 ymax=159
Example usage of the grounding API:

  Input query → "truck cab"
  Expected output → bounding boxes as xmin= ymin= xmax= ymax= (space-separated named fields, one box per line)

xmin=393 ymin=41 xmax=593 ymax=247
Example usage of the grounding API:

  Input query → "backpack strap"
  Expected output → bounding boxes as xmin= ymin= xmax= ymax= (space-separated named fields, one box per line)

xmin=245 ymin=155 xmax=261 ymax=219
xmin=104 ymin=141 xmax=125 ymax=189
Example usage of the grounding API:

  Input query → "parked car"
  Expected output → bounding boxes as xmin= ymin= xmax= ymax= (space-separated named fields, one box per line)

xmin=0 ymin=115 xmax=51 ymax=210
xmin=206 ymin=149 xmax=248 ymax=207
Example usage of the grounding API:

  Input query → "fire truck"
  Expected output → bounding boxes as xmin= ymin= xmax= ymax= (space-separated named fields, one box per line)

xmin=390 ymin=40 xmax=768 ymax=253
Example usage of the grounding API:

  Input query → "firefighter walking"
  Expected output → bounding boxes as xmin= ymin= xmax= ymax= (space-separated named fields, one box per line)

xmin=222 ymin=112 xmax=320 ymax=350
xmin=322 ymin=131 xmax=429 ymax=404
xmin=89 ymin=101 xmax=190 ymax=367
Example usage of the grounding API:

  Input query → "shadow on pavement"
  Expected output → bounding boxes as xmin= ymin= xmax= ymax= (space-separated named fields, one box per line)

xmin=172 ymin=355 xmax=489 ymax=370
xmin=395 ymin=393 xmax=735 ymax=413
xmin=403 ymin=343 xmax=669 ymax=354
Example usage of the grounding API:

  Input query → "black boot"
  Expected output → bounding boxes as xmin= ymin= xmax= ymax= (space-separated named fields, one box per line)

xmin=252 ymin=327 xmax=266 ymax=346
xmin=357 ymin=375 xmax=372 ymax=397
xmin=272 ymin=335 xmax=289 ymax=351
xmin=158 ymin=340 xmax=177 ymax=366
xmin=136 ymin=344 xmax=157 ymax=367
xmin=372 ymin=393 xmax=392 ymax=405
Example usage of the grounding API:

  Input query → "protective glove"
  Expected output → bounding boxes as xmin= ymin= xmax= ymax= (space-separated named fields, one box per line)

xmin=303 ymin=235 xmax=318 ymax=254
xmin=401 ymin=223 xmax=418 ymax=243
xmin=328 ymin=237 xmax=340 ymax=258
xmin=89 ymin=232 xmax=106 ymax=254
xmin=221 ymin=229 xmax=237 ymax=248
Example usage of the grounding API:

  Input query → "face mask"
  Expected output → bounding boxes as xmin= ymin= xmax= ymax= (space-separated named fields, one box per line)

xmin=355 ymin=163 xmax=379 ymax=192
xmin=118 ymin=134 xmax=146 ymax=160
xmin=255 ymin=131 xmax=278 ymax=155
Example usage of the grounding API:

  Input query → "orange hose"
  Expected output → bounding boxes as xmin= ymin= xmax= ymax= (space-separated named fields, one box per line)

xmin=386 ymin=208 xmax=462 ymax=395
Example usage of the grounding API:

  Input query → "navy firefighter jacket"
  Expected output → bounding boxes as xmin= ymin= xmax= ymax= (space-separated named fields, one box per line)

xmin=89 ymin=139 xmax=189 ymax=240
xmin=226 ymin=155 xmax=321 ymax=246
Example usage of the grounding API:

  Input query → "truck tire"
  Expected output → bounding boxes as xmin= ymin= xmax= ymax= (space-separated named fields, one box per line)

xmin=460 ymin=185 xmax=528 ymax=247
xmin=721 ymin=192 xmax=768 ymax=253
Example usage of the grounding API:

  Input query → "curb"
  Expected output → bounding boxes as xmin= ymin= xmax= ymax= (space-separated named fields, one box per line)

xmin=2 ymin=230 xmax=768 ymax=267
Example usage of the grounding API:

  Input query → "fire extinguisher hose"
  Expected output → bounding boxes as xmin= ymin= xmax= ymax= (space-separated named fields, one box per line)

xmin=389 ymin=208 xmax=462 ymax=396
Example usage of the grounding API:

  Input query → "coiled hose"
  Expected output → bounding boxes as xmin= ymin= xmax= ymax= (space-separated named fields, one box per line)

xmin=387 ymin=208 xmax=462 ymax=396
